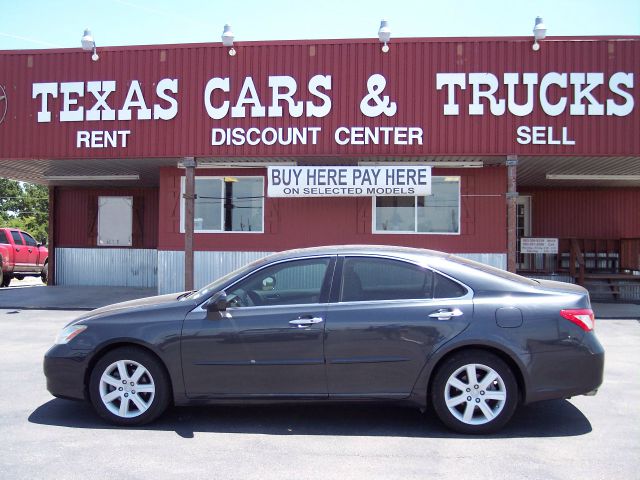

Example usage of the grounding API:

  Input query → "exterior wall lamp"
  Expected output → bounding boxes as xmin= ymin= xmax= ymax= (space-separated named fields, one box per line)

xmin=221 ymin=24 xmax=236 ymax=56
xmin=532 ymin=16 xmax=547 ymax=51
xmin=378 ymin=20 xmax=391 ymax=53
xmin=81 ymin=28 xmax=99 ymax=61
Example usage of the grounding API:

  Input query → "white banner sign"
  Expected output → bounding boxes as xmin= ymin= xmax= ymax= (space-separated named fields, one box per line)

xmin=267 ymin=166 xmax=431 ymax=197
xmin=520 ymin=238 xmax=559 ymax=254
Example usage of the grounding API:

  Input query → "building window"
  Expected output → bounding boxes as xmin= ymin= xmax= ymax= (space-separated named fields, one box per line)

xmin=373 ymin=176 xmax=460 ymax=234
xmin=181 ymin=176 xmax=264 ymax=233
xmin=98 ymin=196 xmax=133 ymax=246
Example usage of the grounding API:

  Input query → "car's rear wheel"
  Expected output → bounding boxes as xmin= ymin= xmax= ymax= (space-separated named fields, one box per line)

xmin=431 ymin=350 xmax=518 ymax=434
xmin=89 ymin=347 xmax=170 ymax=426
xmin=1 ymin=274 xmax=11 ymax=287
xmin=41 ymin=262 xmax=48 ymax=285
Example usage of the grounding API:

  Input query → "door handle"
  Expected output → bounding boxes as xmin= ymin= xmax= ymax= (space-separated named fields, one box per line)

xmin=428 ymin=308 xmax=463 ymax=321
xmin=289 ymin=317 xmax=324 ymax=327
xmin=15 ymin=248 xmax=20 ymax=252
xmin=28 ymin=249 xmax=33 ymax=253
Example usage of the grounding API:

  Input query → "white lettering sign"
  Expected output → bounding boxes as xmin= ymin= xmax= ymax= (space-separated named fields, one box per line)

xmin=32 ymin=79 xmax=179 ymax=123
xmin=436 ymin=72 xmax=635 ymax=117
xmin=268 ymin=166 xmax=431 ymax=197
xmin=520 ymin=238 xmax=559 ymax=254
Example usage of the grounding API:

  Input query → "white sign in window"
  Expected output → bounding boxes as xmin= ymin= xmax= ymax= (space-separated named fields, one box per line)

xmin=373 ymin=176 xmax=460 ymax=234
xmin=520 ymin=238 xmax=558 ymax=254
xmin=98 ymin=196 xmax=133 ymax=246
xmin=181 ymin=176 xmax=264 ymax=233
xmin=268 ymin=166 xmax=431 ymax=197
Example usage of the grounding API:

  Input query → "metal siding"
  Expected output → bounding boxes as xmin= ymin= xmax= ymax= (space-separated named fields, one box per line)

xmin=55 ymin=248 xmax=157 ymax=287
xmin=524 ymin=188 xmax=640 ymax=238
xmin=158 ymin=250 xmax=270 ymax=294
xmin=157 ymin=166 xmax=507 ymax=253
xmin=156 ymin=250 xmax=505 ymax=294
xmin=1 ymin=37 xmax=638 ymax=159
xmin=55 ymin=187 xmax=158 ymax=247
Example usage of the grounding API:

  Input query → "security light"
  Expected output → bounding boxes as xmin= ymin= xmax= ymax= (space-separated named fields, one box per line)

xmin=532 ymin=16 xmax=547 ymax=51
xmin=378 ymin=20 xmax=391 ymax=53
xmin=221 ymin=24 xmax=236 ymax=56
xmin=81 ymin=28 xmax=99 ymax=61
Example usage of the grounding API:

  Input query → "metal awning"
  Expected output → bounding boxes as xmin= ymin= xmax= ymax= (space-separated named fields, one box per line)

xmin=0 ymin=155 xmax=638 ymax=188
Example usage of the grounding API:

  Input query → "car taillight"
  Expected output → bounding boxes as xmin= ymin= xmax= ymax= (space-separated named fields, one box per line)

xmin=560 ymin=309 xmax=595 ymax=331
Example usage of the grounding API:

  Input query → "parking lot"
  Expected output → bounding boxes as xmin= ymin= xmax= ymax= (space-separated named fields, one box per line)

xmin=1 ymin=308 xmax=638 ymax=480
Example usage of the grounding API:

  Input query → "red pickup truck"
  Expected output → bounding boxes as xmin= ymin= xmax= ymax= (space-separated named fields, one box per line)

xmin=0 ymin=228 xmax=48 ymax=287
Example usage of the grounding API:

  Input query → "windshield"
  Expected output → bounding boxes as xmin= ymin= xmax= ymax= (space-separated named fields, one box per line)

xmin=184 ymin=256 xmax=268 ymax=302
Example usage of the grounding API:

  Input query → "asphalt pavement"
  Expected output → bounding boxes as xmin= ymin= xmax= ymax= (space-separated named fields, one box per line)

xmin=0 ymin=308 xmax=638 ymax=479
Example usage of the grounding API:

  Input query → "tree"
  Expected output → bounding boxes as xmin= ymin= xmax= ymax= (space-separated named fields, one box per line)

xmin=0 ymin=179 xmax=49 ymax=243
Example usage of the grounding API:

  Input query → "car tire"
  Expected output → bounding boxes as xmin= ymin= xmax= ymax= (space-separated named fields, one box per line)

xmin=430 ymin=350 xmax=518 ymax=434
xmin=89 ymin=347 xmax=171 ymax=426
xmin=41 ymin=262 xmax=48 ymax=285
xmin=1 ymin=275 xmax=11 ymax=288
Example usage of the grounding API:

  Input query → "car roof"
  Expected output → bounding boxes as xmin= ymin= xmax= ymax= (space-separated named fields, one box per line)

xmin=263 ymin=244 xmax=449 ymax=262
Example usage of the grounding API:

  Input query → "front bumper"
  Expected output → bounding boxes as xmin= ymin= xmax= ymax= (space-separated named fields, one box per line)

xmin=43 ymin=345 xmax=91 ymax=401
xmin=525 ymin=332 xmax=605 ymax=404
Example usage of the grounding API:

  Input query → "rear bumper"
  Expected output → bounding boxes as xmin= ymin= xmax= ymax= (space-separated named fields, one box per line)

xmin=43 ymin=345 xmax=91 ymax=401
xmin=525 ymin=332 xmax=605 ymax=404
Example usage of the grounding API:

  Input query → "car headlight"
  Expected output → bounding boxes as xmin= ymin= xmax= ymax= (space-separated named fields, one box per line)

xmin=54 ymin=325 xmax=87 ymax=345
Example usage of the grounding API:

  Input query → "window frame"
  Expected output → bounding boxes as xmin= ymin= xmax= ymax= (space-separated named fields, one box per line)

xmin=333 ymin=255 xmax=472 ymax=304
xmin=194 ymin=255 xmax=336 ymax=312
xmin=225 ymin=256 xmax=335 ymax=308
xmin=371 ymin=175 xmax=461 ymax=235
xmin=180 ymin=175 xmax=265 ymax=234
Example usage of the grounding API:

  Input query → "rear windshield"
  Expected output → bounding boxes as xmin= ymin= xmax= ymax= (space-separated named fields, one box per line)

xmin=445 ymin=254 xmax=539 ymax=286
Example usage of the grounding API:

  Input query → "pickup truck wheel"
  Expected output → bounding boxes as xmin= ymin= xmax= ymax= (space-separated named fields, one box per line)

xmin=0 ymin=269 xmax=3 ymax=287
xmin=41 ymin=263 xmax=48 ymax=285
xmin=1 ymin=275 xmax=11 ymax=287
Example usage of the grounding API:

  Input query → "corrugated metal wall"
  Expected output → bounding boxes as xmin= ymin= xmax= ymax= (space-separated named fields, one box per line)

xmin=158 ymin=250 xmax=270 ymax=293
xmin=55 ymin=187 xmax=158 ymax=248
xmin=1 ymin=37 xmax=638 ymax=159
xmin=156 ymin=250 xmax=505 ymax=294
xmin=56 ymin=248 xmax=157 ymax=287
xmin=158 ymin=166 xmax=507 ymax=253
xmin=523 ymin=188 xmax=640 ymax=238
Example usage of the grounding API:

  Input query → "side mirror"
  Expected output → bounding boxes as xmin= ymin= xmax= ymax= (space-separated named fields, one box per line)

xmin=206 ymin=291 xmax=228 ymax=312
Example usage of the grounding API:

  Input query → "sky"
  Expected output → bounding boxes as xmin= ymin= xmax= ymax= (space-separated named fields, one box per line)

xmin=0 ymin=0 xmax=638 ymax=51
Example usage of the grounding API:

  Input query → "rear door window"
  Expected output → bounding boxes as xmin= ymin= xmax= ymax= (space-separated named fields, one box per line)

xmin=341 ymin=257 xmax=434 ymax=302
xmin=22 ymin=232 xmax=37 ymax=246
xmin=10 ymin=231 xmax=24 ymax=245
xmin=340 ymin=257 xmax=469 ymax=302
xmin=0 ymin=230 xmax=8 ymax=244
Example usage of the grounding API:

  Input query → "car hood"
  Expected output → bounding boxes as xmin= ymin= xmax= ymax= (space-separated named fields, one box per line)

xmin=71 ymin=291 xmax=196 ymax=324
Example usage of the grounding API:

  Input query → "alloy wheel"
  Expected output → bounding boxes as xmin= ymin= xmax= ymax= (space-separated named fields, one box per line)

xmin=443 ymin=363 xmax=507 ymax=425
xmin=99 ymin=359 xmax=156 ymax=418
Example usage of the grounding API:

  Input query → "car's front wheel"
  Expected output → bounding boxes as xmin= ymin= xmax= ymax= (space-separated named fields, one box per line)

xmin=88 ymin=347 xmax=171 ymax=426
xmin=431 ymin=350 xmax=518 ymax=434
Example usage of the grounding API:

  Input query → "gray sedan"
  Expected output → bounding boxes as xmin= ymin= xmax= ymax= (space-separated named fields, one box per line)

xmin=44 ymin=245 xmax=604 ymax=434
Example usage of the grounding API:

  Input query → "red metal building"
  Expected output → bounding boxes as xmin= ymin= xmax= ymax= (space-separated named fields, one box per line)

xmin=0 ymin=35 xmax=638 ymax=294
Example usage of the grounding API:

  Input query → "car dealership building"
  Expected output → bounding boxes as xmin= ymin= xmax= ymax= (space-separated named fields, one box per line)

xmin=0 ymin=34 xmax=638 ymax=294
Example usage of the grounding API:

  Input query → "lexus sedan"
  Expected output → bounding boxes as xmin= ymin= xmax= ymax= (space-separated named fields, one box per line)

xmin=44 ymin=245 xmax=604 ymax=434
